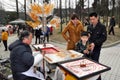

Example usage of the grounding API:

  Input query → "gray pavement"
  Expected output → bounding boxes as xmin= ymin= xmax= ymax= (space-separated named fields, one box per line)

xmin=0 ymin=34 xmax=120 ymax=80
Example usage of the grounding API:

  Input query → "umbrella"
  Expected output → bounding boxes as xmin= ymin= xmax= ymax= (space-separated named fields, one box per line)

xmin=9 ymin=19 xmax=25 ymax=24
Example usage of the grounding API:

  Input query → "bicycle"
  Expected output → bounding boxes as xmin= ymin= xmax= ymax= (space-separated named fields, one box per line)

xmin=0 ymin=58 xmax=13 ymax=80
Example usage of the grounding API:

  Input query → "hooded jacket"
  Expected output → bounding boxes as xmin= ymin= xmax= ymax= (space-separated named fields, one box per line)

xmin=9 ymin=40 xmax=34 ymax=80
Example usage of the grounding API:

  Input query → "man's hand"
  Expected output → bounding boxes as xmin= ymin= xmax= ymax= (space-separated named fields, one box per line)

xmin=83 ymin=50 xmax=89 ymax=54
xmin=90 ymin=43 xmax=95 ymax=51
xmin=68 ymin=39 xmax=70 ymax=42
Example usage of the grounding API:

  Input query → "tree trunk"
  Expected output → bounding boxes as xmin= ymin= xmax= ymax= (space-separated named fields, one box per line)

xmin=60 ymin=0 xmax=62 ymax=32
xmin=30 ymin=0 xmax=32 ymax=3
xmin=24 ymin=0 xmax=27 ymax=20
xmin=88 ymin=0 xmax=90 ymax=15
xmin=16 ymin=0 xmax=19 ymax=18
xmin=65 ymin=0 xmax=67 ymax=24
xmin=69 ymin=0 xmax=71 ymax=20
xmin=112 ymin=0 xmax=115 ymax=16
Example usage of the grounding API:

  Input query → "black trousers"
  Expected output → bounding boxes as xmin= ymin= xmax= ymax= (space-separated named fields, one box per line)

xmin=35 ymin=36 xmax=40 ymax=44
xmin=91 ymin=46 xmax=101 ymax=80
xmin=91 ymin=46 xmax=101 ymax=62
xmin=2 ymin=40 xmax=7 ymax=50
xmin=108 ymin=26 xmax=115 ymax=35
xmin=45 ymin=34 xmax=49 ymax=42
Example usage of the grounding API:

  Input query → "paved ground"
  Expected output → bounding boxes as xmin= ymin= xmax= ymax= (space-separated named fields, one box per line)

xmin=0 ymin=34 xmax=120 ymax=80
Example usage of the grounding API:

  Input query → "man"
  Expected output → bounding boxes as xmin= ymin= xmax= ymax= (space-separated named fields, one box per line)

xmin=62 ymin=13 xmax=84 ymax=50
xmin=108 ymin=16 xmax=116 ymax=35
xmin=9 ymin=30 xmax=44 ymax=80
xmin=87 ymin=12 xmax=107 ymax=62
xmin=1 ymin=29 xmax=8 ymax=51
xmin=87 ymin=12 xmax=107 ymax=80
xmin=35 ymin=28 xmax=43 ymax=44
xmin=44 ymin=26 xmax=50 ymax=42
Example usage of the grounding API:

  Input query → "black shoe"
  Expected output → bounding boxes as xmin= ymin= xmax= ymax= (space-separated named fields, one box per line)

xmin=47 ymin=69 xmax=52 ymax=74
xmin=46 ymin=76 xmax=52 ymax=80
xmin=97 ymin=76 xmax=101 ymax=80
xmin=4 ymin=49 xmax=7 ymax=51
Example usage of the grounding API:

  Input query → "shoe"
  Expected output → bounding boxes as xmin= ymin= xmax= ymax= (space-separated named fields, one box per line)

xmin=97 ymin=76 xmax=101 ymax=80
xmin=47 ymin=69 xmax=52 ymax=74
xmin=4 ymin=49 xmax=7 ymax=51
xmin=46 ymin=76 xmax=52 ymax=80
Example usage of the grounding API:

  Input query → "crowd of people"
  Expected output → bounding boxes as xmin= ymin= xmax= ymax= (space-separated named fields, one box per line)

xmin=0 ymin=12 xmax=116 ymax=80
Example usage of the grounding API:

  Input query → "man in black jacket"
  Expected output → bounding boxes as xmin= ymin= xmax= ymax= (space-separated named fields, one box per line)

xmin=9 ymin=30 xmax=43 ymax=80
xmin=87 ymin=12 xmax=107 ymax=80
xmin=108 ymin=16 xmax=116 ymax=35
xmin=87 ymin=12 xmax=107 ymax=62
xmin=35 ymin=28 xmax=43 ymax=44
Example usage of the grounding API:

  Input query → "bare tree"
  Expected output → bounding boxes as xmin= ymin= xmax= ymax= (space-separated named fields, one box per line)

xmin=75 ymin=0 xmax=85 ymax=21
xmin=60 ymin=0 xmax=62 ymax=32
xmin=69 ymin=0 xmax=71 ymax=20
xmin=16 ymin=0 xmax=19 ymax=18
xmin=111 ymin=0 xmax=116 ymax=16
xmin=24 ymin=0 xmax=27 ymax=20
xmin=117 ymin=0 xmax=120 ymax=27
xmin=92 ymin=0 xmax=100 ymax=13
xmin=65 ymin=0 xmax=67 ymax=24
xmin=100 ymin=0 xmax=109 ymax=26
xmin=30 ymin=0 xmax=32 ymax=3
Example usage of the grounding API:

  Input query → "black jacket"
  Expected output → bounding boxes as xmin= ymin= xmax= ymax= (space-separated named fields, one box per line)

xmin=87 ymin=22 xmax=107 ymax=47
xmin=110 ymin=18 xmax=116 ymax=26
xmin=35 ymin=29 xmax=43 ymax=37
xmin=9 ymin=40 xmax=34 ymax=80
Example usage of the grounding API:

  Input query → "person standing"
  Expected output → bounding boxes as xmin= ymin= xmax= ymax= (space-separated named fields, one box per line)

xmin=9 ymin=30 xmax=44 ymax=80
xmin=108 ymin=16 xmax=116 ymax=35
xmin=1 ymin=29 xmax=8 ymax=51
xmin=87 ymin=12 xmax=107 ymax=80
xmin=45 ymin=26 xmax=50 ymax=42
xmin=35 ymin=28 xmax=42 ymax=44
xmin=62 ymin=13 xmax=84 ymax=50
xmin=87 ymin=12 xmax=107 ymax=62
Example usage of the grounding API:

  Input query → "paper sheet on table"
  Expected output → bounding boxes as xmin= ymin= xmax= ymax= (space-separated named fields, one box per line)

xmin=22 ymin=67 xmax=45 ymax=80
xmin=68 ymin=50 xmax=83 ymax=57
xmin=45 ymin=54 xmax=64 ymax=63
xmin=33 ymin=44 xmax=54 ymax=49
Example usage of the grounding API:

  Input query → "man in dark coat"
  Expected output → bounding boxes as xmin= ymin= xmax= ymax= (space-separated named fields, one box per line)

xmin=35 ymin=28 xmax=41 ymax=44
xmin=87 ymin=12 xmax=107 ymax=80
xmin=9 ymin=30 xmax=43 ymax=80
xmin=108 ymin=16 xmax=116 ymax=35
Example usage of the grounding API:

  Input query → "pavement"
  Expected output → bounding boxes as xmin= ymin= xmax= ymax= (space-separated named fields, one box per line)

xmin=0 ymin=34 xmax=120 ymax=80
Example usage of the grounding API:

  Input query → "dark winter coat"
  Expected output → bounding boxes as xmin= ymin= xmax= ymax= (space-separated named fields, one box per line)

xmin=9 ymin=40 xmax=34 ymax=80
xmin=35 ymin=29 xmax=43 ymax=37
xmin=87 ymin=22 xmax=107 ymax=62
xmin=110 ymin=18 xmax=116 ymax=27
xmin=87 ymin=22 xmax=107 ymax=47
